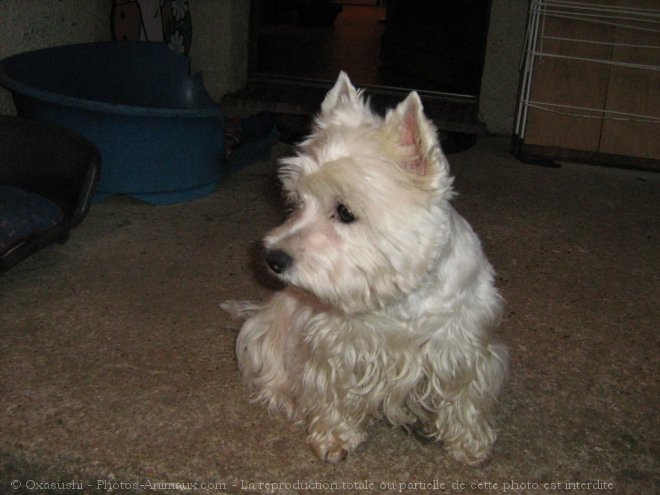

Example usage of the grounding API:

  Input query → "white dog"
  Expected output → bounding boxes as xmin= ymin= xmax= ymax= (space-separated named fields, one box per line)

xmin=223 ymin=72 xmax=507 ymax=465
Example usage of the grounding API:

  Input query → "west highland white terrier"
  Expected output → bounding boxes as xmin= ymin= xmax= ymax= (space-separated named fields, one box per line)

xmin=223 ymin=72 xmax=507 ymax=465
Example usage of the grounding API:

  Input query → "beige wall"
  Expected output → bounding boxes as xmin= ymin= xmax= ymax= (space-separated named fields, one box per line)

xmin=0 ymin=0 xmax=110 ymax=114
xmin=0 ymin=0 xmax=110 ymax=56
xmin=190 ymin=0 xmax=250 ymax=102
xmin=479 ymin=0 xmax=529 ymax=135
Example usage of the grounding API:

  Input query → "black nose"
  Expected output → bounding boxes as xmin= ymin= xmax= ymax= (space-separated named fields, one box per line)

xmin=264 ymin=249 xmax=293 ymax=274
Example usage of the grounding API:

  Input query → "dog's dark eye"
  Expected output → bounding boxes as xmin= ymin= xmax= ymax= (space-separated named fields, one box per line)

xmin=336 ymin=203 xmax=356 ymax=224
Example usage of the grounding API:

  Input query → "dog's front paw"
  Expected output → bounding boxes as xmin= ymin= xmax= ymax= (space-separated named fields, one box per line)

xmin=310 ymin=439 xmax=350 ymax=464
xmin=307 ymin=428 xmax=366 ymax=464
xmin=444 ymin=429 xmax=496 ymax=467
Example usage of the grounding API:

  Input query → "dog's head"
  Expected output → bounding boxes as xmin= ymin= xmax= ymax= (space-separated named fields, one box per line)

xmin=264 ymin=72 xmax=455 ymax=313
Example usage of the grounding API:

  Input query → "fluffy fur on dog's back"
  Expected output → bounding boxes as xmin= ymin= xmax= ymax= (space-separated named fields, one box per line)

xmin=223 ymin=72 xmax=507 ymax=464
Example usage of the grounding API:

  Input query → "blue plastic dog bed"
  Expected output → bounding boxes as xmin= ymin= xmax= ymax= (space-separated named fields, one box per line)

xmin=0 ymin=42 xmax=224 ymax=204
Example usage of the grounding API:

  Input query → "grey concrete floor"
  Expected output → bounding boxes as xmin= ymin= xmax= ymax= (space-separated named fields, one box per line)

xmin=1 ymin=137 xmax=658 ymax=494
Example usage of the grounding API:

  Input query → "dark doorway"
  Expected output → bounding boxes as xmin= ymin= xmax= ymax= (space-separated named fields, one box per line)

xmin=223 ymin=1 xmax=492 ymax=137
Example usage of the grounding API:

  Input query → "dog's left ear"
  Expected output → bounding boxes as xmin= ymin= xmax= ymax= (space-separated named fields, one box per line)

xmin=321 ymin=71 xmax=360 ymax=117
xmin=385 ymin=92 xmax=451 ymax=183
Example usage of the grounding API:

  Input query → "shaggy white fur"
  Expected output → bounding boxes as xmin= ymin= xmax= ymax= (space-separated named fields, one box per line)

xmin=223 ymin=72 xmax=507 ymax=464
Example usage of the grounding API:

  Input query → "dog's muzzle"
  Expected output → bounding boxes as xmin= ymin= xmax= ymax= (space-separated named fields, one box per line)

xmin=264 ymin=249 xmax=293 ymax=274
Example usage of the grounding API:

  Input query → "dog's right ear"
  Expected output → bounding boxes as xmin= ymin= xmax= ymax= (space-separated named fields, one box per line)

xmin=321 ymin=71 xmax=360 ymax=116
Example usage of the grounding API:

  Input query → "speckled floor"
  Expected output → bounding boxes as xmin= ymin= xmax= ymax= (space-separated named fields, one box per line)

xmin=1 ymin=137 xmax=658 ymax=494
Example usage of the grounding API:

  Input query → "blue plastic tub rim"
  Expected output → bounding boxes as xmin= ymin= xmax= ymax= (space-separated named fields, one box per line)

xmin=0 ymin=42 xmax=224 ymax=119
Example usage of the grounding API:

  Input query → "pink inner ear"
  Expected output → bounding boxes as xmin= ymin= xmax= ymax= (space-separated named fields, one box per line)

xmin=400 ymin=106 xmax=426 ymax=175
xmin=401 ymin=110 xmax=418 ymax=147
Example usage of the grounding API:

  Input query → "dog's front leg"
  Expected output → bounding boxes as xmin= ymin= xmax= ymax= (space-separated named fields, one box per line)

xmin=300 ymin=314 xmax=371 ymax=463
